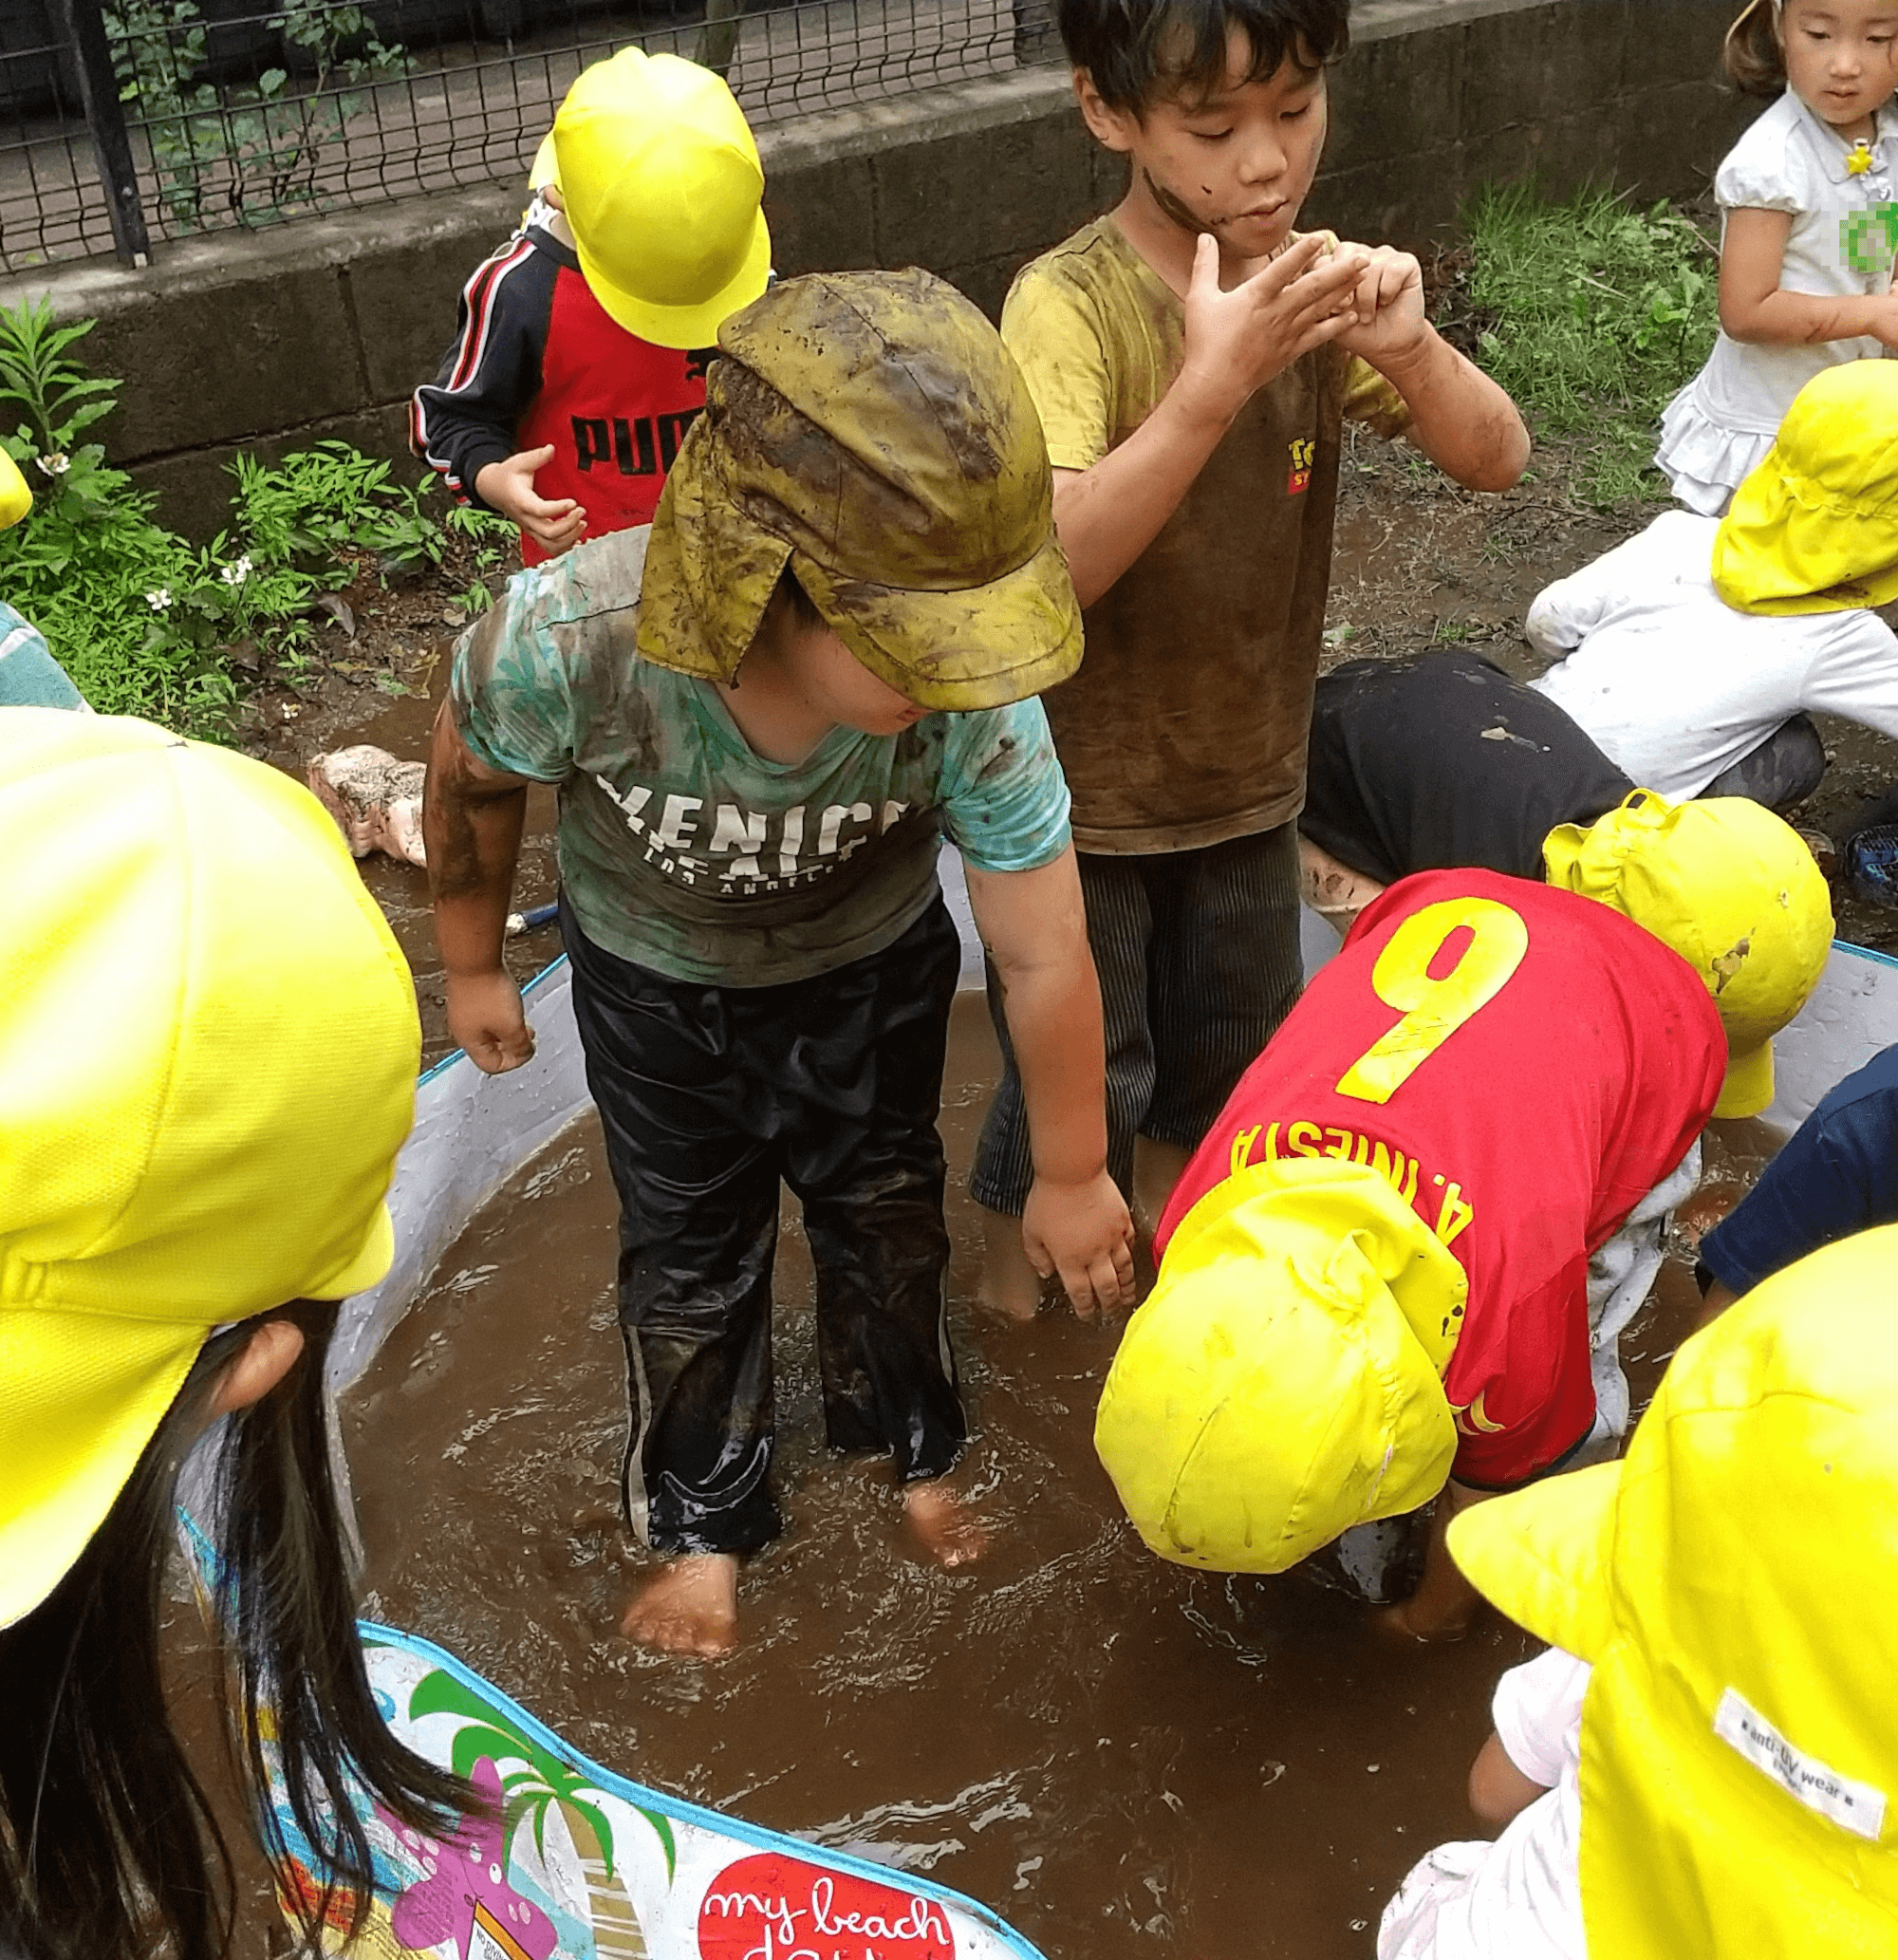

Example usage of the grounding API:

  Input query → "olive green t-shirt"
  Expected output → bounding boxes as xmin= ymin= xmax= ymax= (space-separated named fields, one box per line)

xmin=1002 ymin=217 xmax=1411 ymax=854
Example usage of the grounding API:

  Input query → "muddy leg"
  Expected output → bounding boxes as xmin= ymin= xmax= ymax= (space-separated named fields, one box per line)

xmin=902 ymin=1476 xmax=990 ymax=1568
xmin=977 ymin=1204 xmax=1046 ymax=1321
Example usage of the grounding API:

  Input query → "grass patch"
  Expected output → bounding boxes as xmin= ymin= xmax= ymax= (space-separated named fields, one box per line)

xmin=1455 ymin=180 xmax=1719 ymax=509
xmin=0 ymin=296 xmax=509 ymax=739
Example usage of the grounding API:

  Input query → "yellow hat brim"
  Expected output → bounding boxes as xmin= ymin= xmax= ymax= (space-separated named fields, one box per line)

xmin=574 ymin=208 xmax=771 ymax=352
xmin=795 ymin=529 xmax=1083 ymax=714
xmin=0 ymin=1310 xmax=207 ymax=1628
xmin=1713 ymin=1036 xmax=1775 ymax=1120
xmin=1447 ymin=1457 xmax=1623 ymax=1658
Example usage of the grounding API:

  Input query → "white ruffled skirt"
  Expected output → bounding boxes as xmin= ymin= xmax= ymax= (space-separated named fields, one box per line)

xmin=1653 ymin=383 xmax=1776 ymax=517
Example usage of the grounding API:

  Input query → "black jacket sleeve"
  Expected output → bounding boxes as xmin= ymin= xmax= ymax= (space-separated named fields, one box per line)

xmin=409 ymin=226 xmax=558 ymax=510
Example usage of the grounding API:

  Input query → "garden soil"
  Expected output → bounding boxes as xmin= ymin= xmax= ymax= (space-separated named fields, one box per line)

xmin=209 ymin=438 xmax=1841 ymax=1956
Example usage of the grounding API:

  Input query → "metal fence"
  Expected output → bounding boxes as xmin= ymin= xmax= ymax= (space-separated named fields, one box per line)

xmin=1 ymin=0 xmax=1060 ymax=273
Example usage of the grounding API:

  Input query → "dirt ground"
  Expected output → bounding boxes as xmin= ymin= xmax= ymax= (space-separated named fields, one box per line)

xmin=244 ymin=424 xmax=1898 ymax=1061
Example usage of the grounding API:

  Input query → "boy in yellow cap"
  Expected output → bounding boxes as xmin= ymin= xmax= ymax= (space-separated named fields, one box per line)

xmin=427 ymin=268 xmax=1135 ymax=1658
xmin=1 ymin=710 xmax=471 ymax=1960
xmin=1094 ymin=840 xmax=1827 ymax=1640
xmin=1379 ymin=1224 xmax=1898 ymax=1958
xmin=1529 ymin=360 xmax=1898 ymax=799
xmin=411 ymin=49 xmax=769 ymax=563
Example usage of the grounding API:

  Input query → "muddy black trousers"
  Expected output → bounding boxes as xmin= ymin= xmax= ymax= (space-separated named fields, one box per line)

xmin=562 ymin=894 xmax=966 ymax=1557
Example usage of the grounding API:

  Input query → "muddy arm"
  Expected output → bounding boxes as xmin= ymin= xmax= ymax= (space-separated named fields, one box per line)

xmin=964 ymin=847 xmax=1135 ymax=1316
xmin=423 ymin=701 xmax=536 ymax=1073
xmin=1382 ymin=1478 xmax=1485 ymax=1641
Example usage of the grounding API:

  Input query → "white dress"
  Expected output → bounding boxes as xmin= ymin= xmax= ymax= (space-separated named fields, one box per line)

xmin=1656 ymin=91 xmax=1898 ymax=516
xmin=1526 ymin=511 xmax=1898 ymax=796
xmin=1378 ymin=1647 xmax=1591 ymax=1960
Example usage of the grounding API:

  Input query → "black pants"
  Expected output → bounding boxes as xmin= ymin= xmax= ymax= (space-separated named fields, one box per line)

xmin=969 ymin=824 xmax=1303 ymax=1214
xmin=563 ymin=896 xmax=965 ymax=1556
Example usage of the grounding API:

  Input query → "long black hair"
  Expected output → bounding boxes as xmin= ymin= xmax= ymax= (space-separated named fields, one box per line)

xmin=0 ymin=1301 xmax=475 ymax=1960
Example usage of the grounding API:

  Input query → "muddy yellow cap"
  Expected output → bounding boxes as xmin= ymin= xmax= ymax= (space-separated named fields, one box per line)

xmin=1542 ymin=791 xmax=1831 ymax=1118
xmin=637 ymin=267 xmax=1083 ymax=713
xmin=0 ymin=449 xmax=29 ymax=528
xmin=0 ymin=712 xmax=419 ymax=1628
xmin=1713 ymin=361 xmax=1898 ymax=615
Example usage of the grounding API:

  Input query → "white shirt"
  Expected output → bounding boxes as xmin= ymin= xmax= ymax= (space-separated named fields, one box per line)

xmin=1526 ymin=512 xmax=1898 ymax=796
xmin=1686 ymin=91 xmax=1898 ymax=439
xmin=1377 ymin=1647 xmax=1591 ymax=1960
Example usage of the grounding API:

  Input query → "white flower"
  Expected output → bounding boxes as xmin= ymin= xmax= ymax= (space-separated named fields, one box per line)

xmin=35 ymin=452 xmax=69 ymax=476
xmin=145 ymin=588 xmax=172 ymax=610
xmin=220 ymin=554 xmax=253 ymax=588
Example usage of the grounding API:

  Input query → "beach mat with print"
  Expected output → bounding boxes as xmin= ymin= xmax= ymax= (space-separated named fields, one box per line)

xmin=261 ymin=1620 xmax=1047 ymax=1960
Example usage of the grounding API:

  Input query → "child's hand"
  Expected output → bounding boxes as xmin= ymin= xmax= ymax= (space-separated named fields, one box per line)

xmin=445 ymin=967 xmax=536 ymax=1073
xmin=1022 ymin=1167 xmax=1137 ymax=1318
xmin=1176 ymin=231 xmax=1371 ymax=424
xmin=1333 ymin=244 xmax=1431 ymax=370
xmin=474 ymin=445 xmax=587 ymax=556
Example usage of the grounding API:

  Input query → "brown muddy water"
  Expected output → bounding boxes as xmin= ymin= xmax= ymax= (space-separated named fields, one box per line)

xmin=342 ymin=993 xmax=1778 ymax=1960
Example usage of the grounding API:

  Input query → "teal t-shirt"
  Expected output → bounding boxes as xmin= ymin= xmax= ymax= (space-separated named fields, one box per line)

xmin=449 ymin=529 xmax=1072 ymax=986
xmin=0 ymin=603 xmax=87 ymax=712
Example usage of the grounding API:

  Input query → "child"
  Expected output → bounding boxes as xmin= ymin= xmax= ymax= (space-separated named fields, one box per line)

xmin=1093 ymin=849 xmax=1827 ymax=1640
xmin=1698 ymin=1040 xmax=1898 ymax=1316
xmin=426 ymin=268 xmax=1136 ymax=1659
xmin=0 ymin=711 xmax=472 ymax=1960
xmin=1379 ymin=1224 xmax=1898 ymax=1956
xmin=1297 ymin=652 xmax=1820 ymax=931
xmin=1532 ymin=360 xmax=1898 ymax=796
xmin=970 ymin=0 xmax=1530 ymax=1308
xmin=1656 ymin=0 xmax=1898 ymax=516
xmin=411 ymin=49 xmax=769 ymax=563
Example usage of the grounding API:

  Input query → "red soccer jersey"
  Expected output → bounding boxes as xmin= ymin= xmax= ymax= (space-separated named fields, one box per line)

xmin=1155 ymin=870 xmax=1726 ymax=1488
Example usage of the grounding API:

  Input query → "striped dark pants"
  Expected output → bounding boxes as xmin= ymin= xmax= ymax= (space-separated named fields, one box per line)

xmin=969 ymin=823 xmax=1304 ymax=1214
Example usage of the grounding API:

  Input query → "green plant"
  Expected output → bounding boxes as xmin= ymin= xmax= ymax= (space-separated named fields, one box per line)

xmin=1461 ymin=180 xmax=1719 ymax=508
xmin=106 ymin=0 xmax=409 ymax=233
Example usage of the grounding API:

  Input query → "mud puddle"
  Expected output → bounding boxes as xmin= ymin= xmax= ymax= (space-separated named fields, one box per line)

xmin=343 ymin=993 xmax=1773 ymax=1960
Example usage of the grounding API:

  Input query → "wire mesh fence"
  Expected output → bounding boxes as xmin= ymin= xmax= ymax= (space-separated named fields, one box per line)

xmin=1 ymin=0 xmax=1061 ymax=273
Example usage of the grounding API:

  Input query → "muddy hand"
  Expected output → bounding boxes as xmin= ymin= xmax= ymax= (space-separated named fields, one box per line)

xmin=445 ymin=967 xmax=535 ymax=1074
xmin=1334 ymin=242 xmax=1428 ymax=365
xmin=1021 ymin=1167 xmax=1137 ymax=1318
xmin=1178 ymin=231 xmax=1370 ymax=419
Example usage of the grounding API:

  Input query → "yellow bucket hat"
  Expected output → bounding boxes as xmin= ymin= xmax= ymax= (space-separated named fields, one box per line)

xmin=549 ymin=49 xmax=770 ymax=351
xmin=1712 ymin=360 xmax=1898 ymax=615
xmin=1542 ymin=790 xmax=1831 ymax=1118
xmin=0 ymin=712 xmax=419 ymax=1629
xmin=1448 ymin=1223 xmax=1898 ymax=1957
xmin=1094 ymin=1158 xmax=1468 ymax=1573
xmin=637 ymin=267 xmax=1083 ymax=713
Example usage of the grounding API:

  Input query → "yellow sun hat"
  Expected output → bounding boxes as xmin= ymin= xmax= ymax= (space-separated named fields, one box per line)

xmin=1093 ymin=1157 xmax=1468 ymax=1573
xmin=0 ymin=711 xmax=419 ymax=1630
xmin=637 ymin=267 xmax=1082 ymax=713
xmin=0 ymin=447 xmax=30 ymax=527
xmin=1711 ymin=360 xmax=1898 ymax=615
xmin=1542 ymin=790 xmax=1831 ymax=1118
xmin=550 ymin=48 xmax=770 ymax=351
xmin=1448 ymin=1224 xmax=1898 ymax=1957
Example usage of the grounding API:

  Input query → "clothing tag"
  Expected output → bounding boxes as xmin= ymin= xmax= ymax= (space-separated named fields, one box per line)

xmin=1714 ymin=1688 xmax=1888 ymax=1842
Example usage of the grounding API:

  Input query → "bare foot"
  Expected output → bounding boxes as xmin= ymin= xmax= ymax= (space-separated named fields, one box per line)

xmin=977 ymin=1204 xmax=1046 ymax=1322
xmin=902 ymin=1478 xmax=989 ymax=1568
xmin=618 ymin=1553 xmax=739 ymax=1656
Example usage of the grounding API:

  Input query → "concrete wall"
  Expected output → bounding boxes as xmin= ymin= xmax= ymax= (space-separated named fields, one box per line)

xmin=0 ymin=0 xmax=1756 ymax=535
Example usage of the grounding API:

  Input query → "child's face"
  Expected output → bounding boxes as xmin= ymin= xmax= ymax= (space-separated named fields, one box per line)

xmin=1779 ymin=0 xmax=1898 ymax=139
xmin=1081 ymin=31 xmax=1328 ymax=259
xmin=785 ymin=620 xmax=931 ymax=737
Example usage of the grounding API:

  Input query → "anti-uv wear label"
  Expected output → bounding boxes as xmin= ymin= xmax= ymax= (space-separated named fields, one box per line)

xmin=1714 ymin=1688 xmax=1888 ymax=1842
